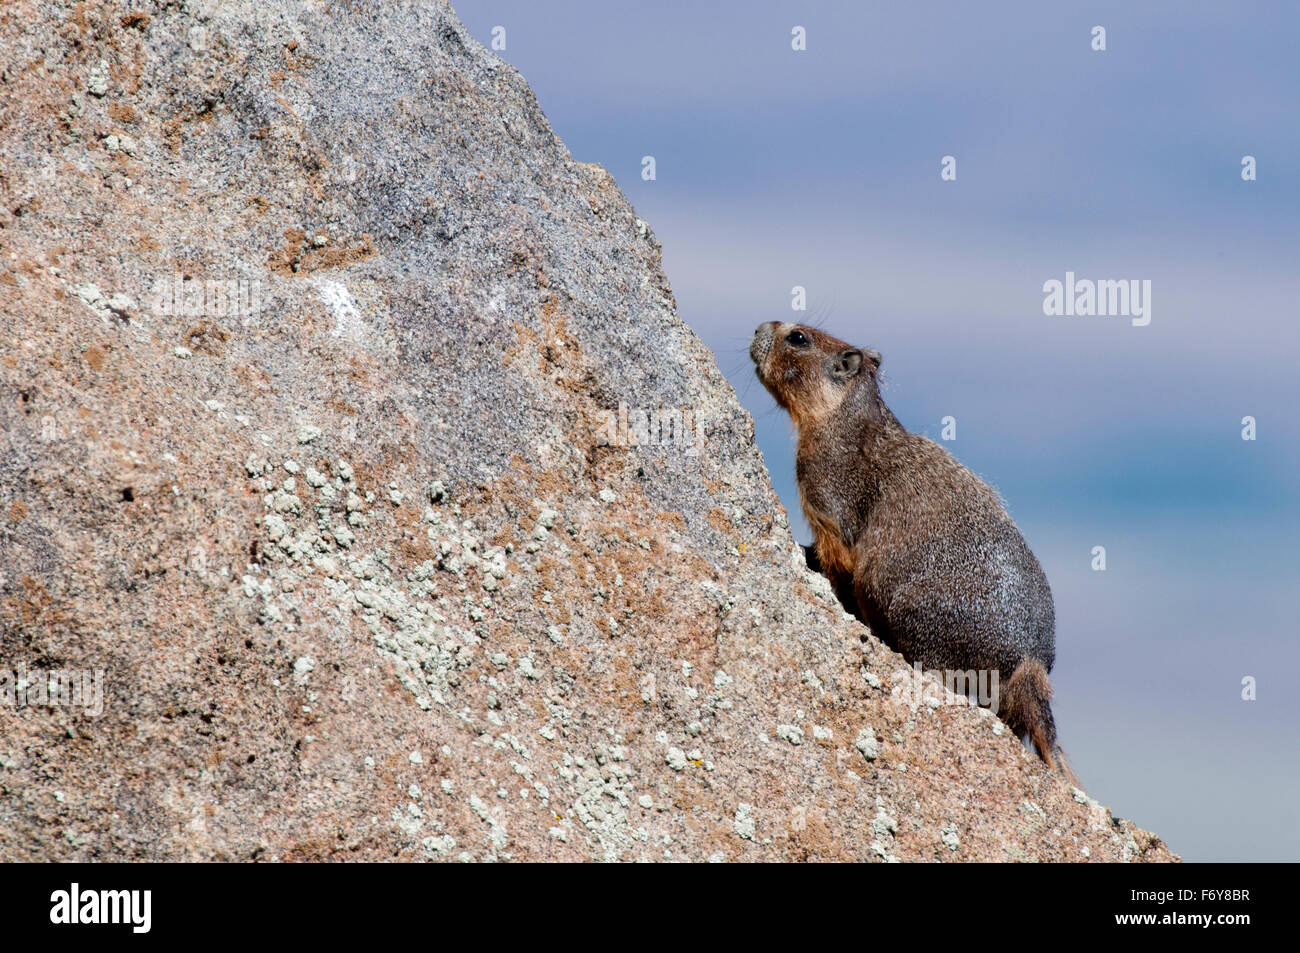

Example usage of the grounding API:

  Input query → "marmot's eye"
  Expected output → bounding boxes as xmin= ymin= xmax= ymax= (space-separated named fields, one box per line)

xmin=785 ymin=330 xmax=809 ymax=347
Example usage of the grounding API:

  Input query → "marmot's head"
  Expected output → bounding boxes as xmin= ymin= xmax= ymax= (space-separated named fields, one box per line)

xmin=749 ymin=321 xmax=882 ymax=430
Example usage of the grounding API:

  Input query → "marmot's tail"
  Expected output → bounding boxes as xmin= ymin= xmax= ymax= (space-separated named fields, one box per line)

xmin=1001 ymin=657 xmax=1081 ymax=788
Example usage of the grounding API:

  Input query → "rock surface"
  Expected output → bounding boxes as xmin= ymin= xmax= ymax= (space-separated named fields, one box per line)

xmin=0 ymin=0 xmax=1174 ymax=861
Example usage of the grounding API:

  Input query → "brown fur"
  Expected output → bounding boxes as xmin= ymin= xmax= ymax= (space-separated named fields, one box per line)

xmin=751 ymin=321 xmax=1077 ymax=784
xmin=1001 ymin=658 xmax=1080 ymax=786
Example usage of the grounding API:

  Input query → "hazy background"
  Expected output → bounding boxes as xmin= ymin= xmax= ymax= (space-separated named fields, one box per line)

xmin=456 ymin=1 xmax=1300 ymax=861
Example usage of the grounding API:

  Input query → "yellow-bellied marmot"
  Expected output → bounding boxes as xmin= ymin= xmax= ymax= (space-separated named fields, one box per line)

xmin=750 ymin=320 xmax=1076 ymax=782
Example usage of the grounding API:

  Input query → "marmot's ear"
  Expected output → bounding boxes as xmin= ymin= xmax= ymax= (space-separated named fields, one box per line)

xmin=831 ymin=348 xmax=863 ymax=380
xmin=864 ymin=348 xmax=882 ymax=367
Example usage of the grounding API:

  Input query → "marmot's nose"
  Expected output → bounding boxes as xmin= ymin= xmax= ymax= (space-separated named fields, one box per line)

xmin=749 ymin=322 xmax=775 ymax=365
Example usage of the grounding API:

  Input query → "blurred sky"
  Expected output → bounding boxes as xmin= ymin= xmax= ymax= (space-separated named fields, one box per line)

xmin=455 ymin=1 xmax=1300 ymax=861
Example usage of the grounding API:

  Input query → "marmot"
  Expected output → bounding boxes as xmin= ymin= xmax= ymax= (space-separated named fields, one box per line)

xmin=750 ymin=321 xmax=1076 ymax=782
